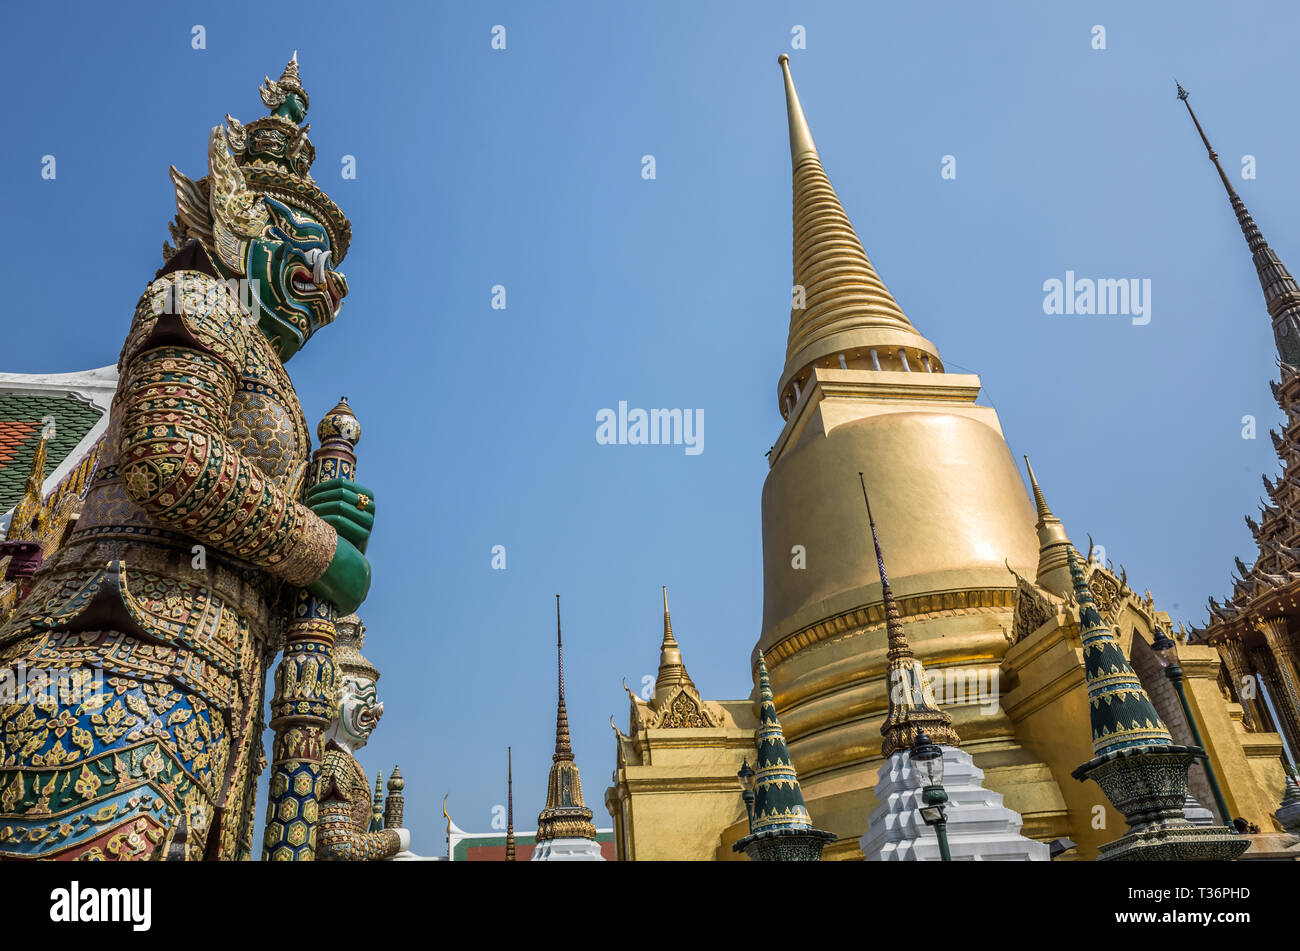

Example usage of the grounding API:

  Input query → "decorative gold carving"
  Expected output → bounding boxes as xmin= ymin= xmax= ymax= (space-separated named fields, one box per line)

xmin=1012 ymin=581 xmax=1055 ymax=645
xmin=1087 ymin=569 xmax=1122 ymax=618
xmin=764 ymin=586 xmax=1016 ymax=667
xmin=650 ymin=688 xmax=718 ymax=730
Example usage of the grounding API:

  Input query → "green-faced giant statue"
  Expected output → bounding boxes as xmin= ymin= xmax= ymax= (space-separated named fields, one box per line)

xmin=0 ymin=54 xmax=375 ymax=860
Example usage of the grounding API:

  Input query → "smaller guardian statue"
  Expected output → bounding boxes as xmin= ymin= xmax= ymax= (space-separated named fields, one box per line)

xmin=316 ymin=615 xmax=424 ymax=860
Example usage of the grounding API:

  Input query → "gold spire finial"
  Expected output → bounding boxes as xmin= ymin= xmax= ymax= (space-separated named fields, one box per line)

xmin=654 ymin=585 xmax=696 ymax=698
xmin=778 ymin=54 xmax=817 ymax=162
xmin=1023 ymin=455 xmax=1055 ymax=524
xmin=858 ymin=473 xmax=960 ymax=757
xmin=661 ymin=584 xmax=676 ymax=646
xmin=775 ymin=56 xmax=940 ymax=412
xmin=1020 ymin=455 xmax=1075 ymax=599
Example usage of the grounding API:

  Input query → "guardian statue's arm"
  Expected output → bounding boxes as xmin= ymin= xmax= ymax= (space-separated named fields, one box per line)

xmin=116 ymin=272 xmax=366 ymax=609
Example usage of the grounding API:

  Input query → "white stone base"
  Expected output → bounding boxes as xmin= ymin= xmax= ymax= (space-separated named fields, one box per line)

xmin=860 ymin=748 xmax=1049 ymax=861
xmin=530 ymin=837 xmax=605 ymax=861
xmin=1183 ymin=793 xmax=1215 ymax=827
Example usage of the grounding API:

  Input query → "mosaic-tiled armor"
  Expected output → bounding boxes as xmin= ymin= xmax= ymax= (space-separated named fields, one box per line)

xmin=0 ymin=55 xmax=374 ymax=860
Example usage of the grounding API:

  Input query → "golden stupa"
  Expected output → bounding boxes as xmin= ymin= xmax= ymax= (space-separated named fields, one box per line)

xmin=605 ymin=57 xmax=1288 ymax=860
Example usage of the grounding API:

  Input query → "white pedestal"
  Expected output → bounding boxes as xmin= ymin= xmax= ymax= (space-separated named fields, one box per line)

xmin=860 ymin=748 xmax=1049 ymax=861
xmin=530 ymin=837 xmax=606 ymax=861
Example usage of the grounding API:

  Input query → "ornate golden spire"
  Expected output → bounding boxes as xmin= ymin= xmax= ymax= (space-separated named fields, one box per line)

xmin=778 ymin=54 xmax=818 ymax=162
xmin=859 ymin=473 xmax=960 ymax=757
xmin=1023 ymin=455 xmax=1074 ymax=598
xmin=776 ymin=55 xmax=942 ymax=410
xmin=653 ymin=585 xmax=696 ymax=697
xmin=1177 ymin=82 xmax=1300 ymax=366
xmin=536 ymin=596 xmax=596 ymax=841
xmin=553 ymin=594 xmax=572 ymax=760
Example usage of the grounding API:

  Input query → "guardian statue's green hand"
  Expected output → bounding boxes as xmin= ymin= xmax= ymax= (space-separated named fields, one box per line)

xmin=306 ymin=477 xmax=375 ymax=613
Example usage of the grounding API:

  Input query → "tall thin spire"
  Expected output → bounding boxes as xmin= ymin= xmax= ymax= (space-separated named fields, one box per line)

xmin=505 ymin=746 xmax=515 ymax=861
xmin=654 ymin=585 xmax=696 ymax=696
xmin=778 ymin=53 xmax=818 ymax=162
xmin=859 ymin=473 xmax=960 ymax=756
xmin=1177 ymin=83 xmax=1300 ymax=365
xmin=1023 ymin=456 xmax=1074 ymax=599
xmin=554 ymin=593 xmax=571 ymax=760
xmin=775 ymin=55 xmax=940 ymax=411
xmin=535 ymin=595 xmax=597 ymax=844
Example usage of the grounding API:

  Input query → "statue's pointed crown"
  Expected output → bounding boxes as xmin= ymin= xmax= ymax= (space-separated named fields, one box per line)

xmin=334 ymin=613 xmax=379 ymax=681
xmin=228 ymin=52 xmax=352 ymax=261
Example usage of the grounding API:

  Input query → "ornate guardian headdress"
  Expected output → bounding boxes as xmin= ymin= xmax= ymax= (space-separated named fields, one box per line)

xmin=333 ymin=614 xmax=380 ymax=683
xmin=165 ymin=51 xmax=352 ymax=266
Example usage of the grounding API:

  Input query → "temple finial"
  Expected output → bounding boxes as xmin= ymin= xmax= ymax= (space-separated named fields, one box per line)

xmin=1023 ymin=455 xmax=1055 ymax=524
xmin=774 ymin=56 xmax=937 ymax=417
xmin=1020 ymin=455 xmax=1074 ymax=599
xmin=1175 ymin=82 xmax=1234 ymax=194
xmin=654 ymin=584 xmax=696 ymax=698
xmin=554 ymin=594 xmax=572 ymax=759
xmin=662 ymin=585 xmax=676 ymax=646
xmin=1175 ymin=84 xmax=1300 ymax=366
xmin=505 ymin=746 xmax=516 ymax=861
xmin=859 ymin=472 xmax=911 ymax=661
xmin=858 ymin=473 xmax=960 ymax=757
xmin=535 ymin=598 xmax=599 ymax=853
xmin=778 ymin=54 xmax=817 ymax=161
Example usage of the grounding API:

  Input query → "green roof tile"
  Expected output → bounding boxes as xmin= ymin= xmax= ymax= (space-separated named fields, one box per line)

xmin=0 ymin=393 xmax=103 ymax=511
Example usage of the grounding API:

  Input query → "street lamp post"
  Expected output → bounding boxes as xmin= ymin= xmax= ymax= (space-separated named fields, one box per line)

xmin=737 ymin=759 xmax=756 ymax=833
xmin=910 ymin=732 xmax=952 ymax=862
xmin=1151 ymin=627 xmax=1236 ymax=831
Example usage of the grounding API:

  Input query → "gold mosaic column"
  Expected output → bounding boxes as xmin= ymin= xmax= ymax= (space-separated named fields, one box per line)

xmin=1256 ymin=618 xmax=1300 ymax=756
xmin=1251 ymin=641 xmax=1300 ymax=760
xmin=1219 ymin=633 xmax=1271 ymax=732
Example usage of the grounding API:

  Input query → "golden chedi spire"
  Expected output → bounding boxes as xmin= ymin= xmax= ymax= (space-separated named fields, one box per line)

xmin=654 ymin=585 xmax=696 ymax=697
xmin=536 ymin=595 xmax=597 ymax=842
xmin=646 ymin=587 xmax=718 ymax=729
xmin=776 ymin=54 xmax=942 ymax=411
xmin=1023 ymin=456 xmax=1075 ymax=598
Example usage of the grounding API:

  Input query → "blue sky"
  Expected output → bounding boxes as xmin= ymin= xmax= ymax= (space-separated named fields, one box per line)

xmin=3 ymin=1 xmax=1298 ymax=854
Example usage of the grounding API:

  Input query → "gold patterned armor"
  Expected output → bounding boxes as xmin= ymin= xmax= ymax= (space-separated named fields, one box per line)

xmin=317 ymin=744 xmax=402 ymax=861
xmin=0 ymin=272 xmax=337 ymax=860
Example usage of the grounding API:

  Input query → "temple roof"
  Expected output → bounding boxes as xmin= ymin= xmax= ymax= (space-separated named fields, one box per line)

xmin=0 ymin=366 xmax=116 ymax=530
